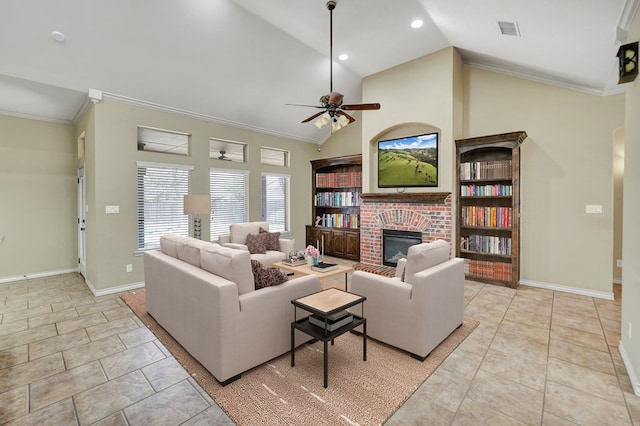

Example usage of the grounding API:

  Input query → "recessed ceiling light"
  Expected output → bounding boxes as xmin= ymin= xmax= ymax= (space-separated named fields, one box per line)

xmin=411 ymin=19 xmax=423 ymax=29
xmin=339 ymin=53 xmax=349 ymax=61
xmin=51 ymin=31 xmax=65 ymax=42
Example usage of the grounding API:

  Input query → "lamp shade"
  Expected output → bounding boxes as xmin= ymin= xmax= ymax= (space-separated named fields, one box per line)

xmin=183 ymin=195 xmax=211 ymax=215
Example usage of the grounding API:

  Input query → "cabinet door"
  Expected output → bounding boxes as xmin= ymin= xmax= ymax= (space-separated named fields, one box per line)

xmin=305 ymin=226 xmax=320 ymax=249
xmin=332 ymin=230 xmax=346 ymax=257
xmin=344 ymin=231 xmax=360 ymax=260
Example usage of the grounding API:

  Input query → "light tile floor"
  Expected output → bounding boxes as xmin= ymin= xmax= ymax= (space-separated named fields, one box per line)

xmin=1 ymin=267 xmax=639 ymax=425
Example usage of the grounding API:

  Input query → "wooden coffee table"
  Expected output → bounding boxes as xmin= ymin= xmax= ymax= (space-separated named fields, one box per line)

xmin=273 ymin=261 xmax=354 ymax=291
xmin=291 ymin=288 xmax=366 ymax=388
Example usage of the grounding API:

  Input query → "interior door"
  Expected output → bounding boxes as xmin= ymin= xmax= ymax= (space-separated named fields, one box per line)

xmin=77 ymin=165 xmax=87 ymax=278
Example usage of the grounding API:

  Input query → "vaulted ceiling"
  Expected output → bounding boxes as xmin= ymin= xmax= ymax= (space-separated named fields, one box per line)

xmin=0 ymin=0 xmax=636 ymax=144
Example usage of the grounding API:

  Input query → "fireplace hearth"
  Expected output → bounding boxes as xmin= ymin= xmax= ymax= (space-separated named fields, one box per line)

xmin=382 ymin=229 xmax=422 ymax=267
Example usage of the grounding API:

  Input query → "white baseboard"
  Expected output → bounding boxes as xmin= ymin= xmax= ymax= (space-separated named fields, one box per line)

xmin=619 ymin=341 xmax=640 ymax=397
xmin=519 ymin=279 xmax=614 ymax=300
xmin=85 ymin=279 xmax=145 ymax=297
xmin=0 ymin=268 xmax=78 ymax=284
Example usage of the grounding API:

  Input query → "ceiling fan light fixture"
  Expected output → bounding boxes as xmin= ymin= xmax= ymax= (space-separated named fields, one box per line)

xmin=315 ymin=112 xmax=331 ymax=129
xmin=337 ymin=114 xmax=349 ymax=127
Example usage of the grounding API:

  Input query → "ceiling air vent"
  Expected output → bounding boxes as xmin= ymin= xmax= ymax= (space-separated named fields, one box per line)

xmin=498 ymin=21 xmax=520 ymax=37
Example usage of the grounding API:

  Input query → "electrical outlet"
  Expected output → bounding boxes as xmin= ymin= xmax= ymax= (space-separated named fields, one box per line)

xmin=617 ymin=260 xmax=623 ymax=268
xmin=585 ymin=204 xmax=603 ymax=214
xmin=126 ymin=264 xmax=133 ymax=273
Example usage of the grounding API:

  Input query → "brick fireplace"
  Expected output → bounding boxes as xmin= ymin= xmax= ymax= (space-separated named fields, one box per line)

xmin=359 ymin=192 xmax=452 ymax=265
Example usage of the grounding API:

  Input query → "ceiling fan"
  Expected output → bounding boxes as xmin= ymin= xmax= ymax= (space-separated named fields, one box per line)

xmin=288 ymin=1 xmax=380 ymax=131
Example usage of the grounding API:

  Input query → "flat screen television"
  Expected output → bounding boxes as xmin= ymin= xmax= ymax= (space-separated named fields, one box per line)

xmin=378 ymin=132 xmax=438 ymax=188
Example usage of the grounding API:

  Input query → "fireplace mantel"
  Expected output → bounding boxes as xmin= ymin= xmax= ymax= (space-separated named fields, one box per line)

xmin=361 ymin=192 xmax=450 ymax=204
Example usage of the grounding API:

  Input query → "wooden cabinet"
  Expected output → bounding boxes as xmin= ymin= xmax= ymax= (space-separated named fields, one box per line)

xmin=306 ymin=154 xmax=361 ymax=261
xmin=455 ymin=131 xmax=526 ymax=288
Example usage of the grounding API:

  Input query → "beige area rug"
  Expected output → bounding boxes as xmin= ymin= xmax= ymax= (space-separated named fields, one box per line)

xmin=122 ymin=290 xmax=478 ymax=426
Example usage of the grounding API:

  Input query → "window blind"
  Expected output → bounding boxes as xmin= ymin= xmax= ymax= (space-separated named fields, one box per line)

xmin=210 ymin=168 xmax=249 ymax=241
xmin=136 ymin=162 xmax=193 ymax=249
xmin=261 ymin=172 xmax=290 ymax=232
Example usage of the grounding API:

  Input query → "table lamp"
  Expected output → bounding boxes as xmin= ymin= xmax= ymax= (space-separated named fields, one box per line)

xmin=183 ymin=195 xmax=211 ymax=239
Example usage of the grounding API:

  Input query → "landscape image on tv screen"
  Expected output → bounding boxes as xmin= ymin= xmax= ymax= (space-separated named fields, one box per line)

xmin=378 ymin=132 xmax=438 ymax=188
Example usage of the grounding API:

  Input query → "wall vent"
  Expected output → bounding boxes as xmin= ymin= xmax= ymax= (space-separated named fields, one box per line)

xmin=498 ymin=21 xmax=520 ymax=37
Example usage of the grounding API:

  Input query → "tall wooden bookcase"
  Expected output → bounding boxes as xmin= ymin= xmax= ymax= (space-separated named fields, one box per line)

xmin=306 ymin=154 xmax=361 ymax=261
xmin=455 ymin=131 xmax=526 ymax=288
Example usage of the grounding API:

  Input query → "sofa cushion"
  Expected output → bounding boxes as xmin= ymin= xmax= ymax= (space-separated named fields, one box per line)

xmin=201 ymin=246 xmax=254 ymax=295
xmin=160 ymin=234 xmax=190 ymax=258
xmin=403 ymin=240 xmax=451 ymax=284
xmin=229 ymin=221 xmax=269 ymax=245
xmin=176 ymin=238 xmax=211 ymax=268
xmin=245 ymin=232 xmax=268 ymax=254
xmin=250 ymin=260 xmax=288 ymax=290
xmin=259 ymin=227 xmax=281 ymax=251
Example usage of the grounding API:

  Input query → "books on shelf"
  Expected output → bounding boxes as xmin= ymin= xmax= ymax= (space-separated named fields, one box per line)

xmin=461 ymin=235 xmax=512 ymax=256
xmin=314 ymin=191 xmax=361 ymax=207
xmin=317 ymin=213 xmax=359 ymax=229
xmin=309 ymin=310 xmax=353 ymax=331
xmin=461 ymin=206 xmax=512 ymax=228
xmin=460 ymin=183 xmax=512 ymax=197
xmin=463 ymin=258 xmax=513 ymax=282
xmin=311 ymin=262 xmax=339 ymax=272
xmin=316 ymin=172 xmax=362 ymax=188
xmin=460 ymin=160 xmax=512 ymax=180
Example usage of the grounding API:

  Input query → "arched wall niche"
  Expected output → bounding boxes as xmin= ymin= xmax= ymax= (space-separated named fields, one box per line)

xmin=367 ymin=122 xmax=442 ymax=193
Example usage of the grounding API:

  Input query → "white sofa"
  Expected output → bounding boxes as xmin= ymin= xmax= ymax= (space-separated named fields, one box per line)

xmin=349 ymin=240 xmax=465 ymax=360
xmin=218 ymin=221 xmax=293 ymax=266
xmin=144 ymin=234 xmax=321 ymax=385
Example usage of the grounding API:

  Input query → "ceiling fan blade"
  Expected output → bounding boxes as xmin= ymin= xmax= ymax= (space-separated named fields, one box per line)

xmin=337 ymin=110 xmax=356 ymax=123
xmin=301 ymin=111 xmax=326 ymax=123
xmin=286 ymin=103 xmax=324 ymax=108
xmin=341 ymin=103 xmax=381 ymax=111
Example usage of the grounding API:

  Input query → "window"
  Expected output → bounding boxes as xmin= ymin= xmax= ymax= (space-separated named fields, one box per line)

xmin=209 ymin=138 xmax=246 ymax=163
xmin=137 ymin=126 xmax=190 ymax=156
xmin=137 ymin=162 xmax=193 ymax=249
xmin=260 ymin=147 xmax=289 ymax=167
xmin=262 ymin=173 xmax=290 ymax=232
xmin=210 ymin=168 xmax=249 ymax=241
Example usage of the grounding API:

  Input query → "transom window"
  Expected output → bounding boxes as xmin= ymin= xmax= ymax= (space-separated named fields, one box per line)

xmin=210 ymin=138 xmax=246 ymax=163
xmin=260 ymin=147 xmax=289 ymax=167
xmin=137 ymin=126 xmax=190 ymax=156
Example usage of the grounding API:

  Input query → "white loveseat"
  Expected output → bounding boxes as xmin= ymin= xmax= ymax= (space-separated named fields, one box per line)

xmin=349 ymin=240 xmax=465 ymax=360
xmin=144 ymin=234 xmax=321 ymax=384
xmin=218 ymin=221 xmax=293 ymax=266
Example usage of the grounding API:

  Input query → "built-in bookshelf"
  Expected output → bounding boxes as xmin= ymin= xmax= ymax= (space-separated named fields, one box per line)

xmin=306 ymin=154 xmax=361 ymax=260
xmin=455 ymin=131 xmax=527 ymax=288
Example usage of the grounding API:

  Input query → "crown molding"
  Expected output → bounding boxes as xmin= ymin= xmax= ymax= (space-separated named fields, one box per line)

xmin=81 ymin=90 xmax=321 ymax=144
xmin=616 ymin=0 xmax=640 ymax=43
xmin=465 ymin=60 xmax=625 ymax=97
xmin=0 ymin=108 xmax=73 ymax=125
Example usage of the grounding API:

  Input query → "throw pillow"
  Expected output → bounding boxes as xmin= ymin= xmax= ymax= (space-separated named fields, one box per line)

xmin=245 ymin=232 xmax=268 ymax=254
xmin=259 ymin=227 xmax=281 ymax=251
xmin=251 ymin=259 xmax=288 ymax=289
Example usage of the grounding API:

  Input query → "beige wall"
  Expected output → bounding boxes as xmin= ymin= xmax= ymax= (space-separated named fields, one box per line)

xmin=74 ymin=99 xmax=319 ymax=292
xmin=613 ymin=127 xmax=624 ymax=283
xmin=621 ymin=10 xmax=640 ymax=395
xmin=361 ymin=47 xmax=460 ymax=194
xmin=0 ymin=115 xmax=77 ymax=279
xmin=464 ymin=68 xmax=623 ymax=296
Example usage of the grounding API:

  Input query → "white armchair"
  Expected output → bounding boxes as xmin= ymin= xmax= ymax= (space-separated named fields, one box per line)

xmin=218 ymin=221 xmax=294 ymax=267
xmin=349 ymin=240 xmax=465 ymax=360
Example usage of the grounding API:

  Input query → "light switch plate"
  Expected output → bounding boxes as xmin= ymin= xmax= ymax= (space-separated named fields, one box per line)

xmin=105 ymin=205 xmax=120 ymax=214
xmin=585 ymin=205 xmax=602 ymax=214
